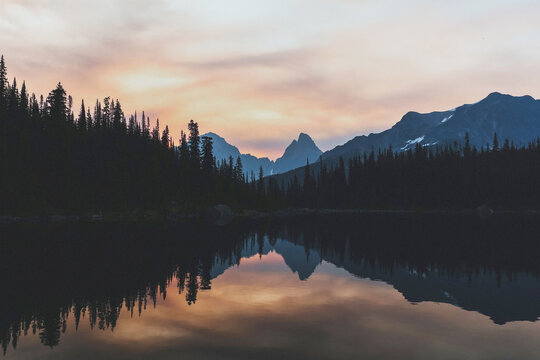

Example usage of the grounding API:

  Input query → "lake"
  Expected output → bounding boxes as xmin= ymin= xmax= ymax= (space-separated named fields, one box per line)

xmin=2 ymin=213 xmax=540 ymax=359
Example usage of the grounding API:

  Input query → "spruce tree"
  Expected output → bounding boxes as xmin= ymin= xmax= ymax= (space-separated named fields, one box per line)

xmin=179 ymin=130 xmax=189 ymax=160
xmin=86 ymin=108 xmax=92 ymax=129
xmin=234 ymin=156 xmax=243 ymax=181
xmin=102 ymin=97 xmax=110 ymax=127
xmin=77 ymin=100 xmax=87 ymax=130
xmin=19 ymin=81 xmax=28 ymax=115
xmin=161 ymin=125 xmax=170 ymax=147
xmin=257 ymin=166 xmax=265 ymax=197
xmin=94 ymin=100 xmax=102 ymax=128
xmin=464 ymin=132 xmax=471 ymax=156
xmin=46 ymin=83 xmax=68 ymax=121
xmin=153 ymin=118 xmax=160 ymax=141
xmin=0 ymin=55 xmax=7 ymax=111
xmin=201 ymin=136 xmax=215 ymax=173
xmin=188 ymin=120 xmax=200 ymax=167
xmin=7 ymin=77 xmax=18 ymax=115
xmin=112 ymin=99 xmax=123 ymax=131
xmin=493 ymin=132 xmax=499 ymax=151
xmin=141 ymin=110 xmax=146 ymax=135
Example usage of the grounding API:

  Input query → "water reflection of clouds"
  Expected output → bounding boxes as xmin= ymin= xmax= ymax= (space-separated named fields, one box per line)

xmin=7 ymin=251 xmax=540 ymax=360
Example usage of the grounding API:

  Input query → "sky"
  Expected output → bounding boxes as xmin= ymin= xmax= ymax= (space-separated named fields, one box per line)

xmin=1 ymin=0 xmax=540 ymax=159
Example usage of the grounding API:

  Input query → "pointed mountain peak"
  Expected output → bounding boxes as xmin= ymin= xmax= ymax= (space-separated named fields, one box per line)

xmin=272 ymin=133 xmax=323 ymax=173
xmin=297 ymin=132 xmax=316 ymax=144
xmin=283 ymin=133 xmax=321 ymax=153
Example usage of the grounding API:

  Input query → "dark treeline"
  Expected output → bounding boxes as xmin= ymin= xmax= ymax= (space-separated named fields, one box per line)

xmin=265 ymin=213 xmax=540 ymax=278
xmin=3 ymin=52 xmax=540 ymax=213
xmin=3 ymin=214 xmax=540 ymax=352
xmin=279 ymin=133 xmax=540 ymax=210
xmin=265 ymin=213 xmax=540 ymax=325
xmin=0 ymin=55 xmax=269 ymax=214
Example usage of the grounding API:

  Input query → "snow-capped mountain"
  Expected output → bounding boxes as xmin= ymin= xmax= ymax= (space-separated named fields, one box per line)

xmin=269 ymin=92 xmax=540 ymax=183
xmin=202 ymin=132 xmax=322 ymax=177
xmin=322 ymin=92 xmax=540 ymax=162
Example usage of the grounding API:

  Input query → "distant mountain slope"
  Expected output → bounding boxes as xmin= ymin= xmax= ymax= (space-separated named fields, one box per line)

xmin=273 ymin=133 xmax=322 ymax=174
xmin=322 ymin=92 xmax=540 ymax=162
xmin=203 ymin=132 xmax=322 ymax=177
xmin=270 ymin=92 xmax=540 ymax=183
xmin=202 ymin=132 xmax=274 ymax=178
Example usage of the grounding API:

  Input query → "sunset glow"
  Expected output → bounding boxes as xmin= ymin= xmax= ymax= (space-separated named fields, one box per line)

xmin=2 ymin=0 xmax=540 ymax=158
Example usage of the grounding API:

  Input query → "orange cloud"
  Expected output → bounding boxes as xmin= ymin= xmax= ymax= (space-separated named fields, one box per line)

xmin=2 ymin=0 xmax=540 ymax=159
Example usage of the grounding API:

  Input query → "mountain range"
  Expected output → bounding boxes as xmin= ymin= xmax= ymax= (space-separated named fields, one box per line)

xmin=322 ymin=92 xmax=540 ymax=163
xmin=202 ymin=132 xmax=322 ymax=177
xmin=205 ymin=92 xmax=540 ymax=181
xmin=270 ymin=92 xmax=540 ymax=182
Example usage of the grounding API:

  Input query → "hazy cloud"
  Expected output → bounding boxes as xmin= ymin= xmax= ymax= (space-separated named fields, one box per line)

xmin=2 ymin=0 xmax=540 ymax=158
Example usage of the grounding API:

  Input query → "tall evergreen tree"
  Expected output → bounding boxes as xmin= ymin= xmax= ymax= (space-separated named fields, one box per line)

xmin=179 ymin=131 xmax=189 ymax=160
xmin=86 ymin=108 xmax=93 ymax=130
xmin=77 ymin=100 xmax=87 ymax=130
xmin=94 ymin=100 xmax=102 ymax=128
xmin=188 ymin=120 xmax=200 ymax=168
xmin=0 ymin=55 xmax=7 ymax=110
xmin=464 ymin=132 xmax=471 ymax=156
xmin=234 ymin=156 xmax=243 ymax=181
xmin=112 ymin=99 xmax=123 ymax=131
xmin=7 ymin=77 xmax=18 ymax=115
xmin=46 ymin=83 xmax=68 ymax=122
xmin=201 ymin=136 xmax=215 ymax=173
xmin=161 ymin=125 xmax=170 ymax=147
xmin=19 ymin=81 xmax=28 ymax=114
xmin=102 ymin=97 xmax=110 ymax=127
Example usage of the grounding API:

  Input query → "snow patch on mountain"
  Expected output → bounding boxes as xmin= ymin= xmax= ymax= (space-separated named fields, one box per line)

xmin=401 ymin=136 xmax=425 ymax=150
xmin=440 ymin=114 xmax=454 ymax=124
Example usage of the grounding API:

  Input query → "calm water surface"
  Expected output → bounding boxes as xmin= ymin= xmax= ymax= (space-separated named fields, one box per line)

xmin=2 ymin=214 xmax=540 ymax=359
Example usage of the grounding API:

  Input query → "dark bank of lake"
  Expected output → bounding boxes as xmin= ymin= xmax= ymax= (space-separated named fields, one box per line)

xmin=1 ymin=213 xmax=540 ymax=360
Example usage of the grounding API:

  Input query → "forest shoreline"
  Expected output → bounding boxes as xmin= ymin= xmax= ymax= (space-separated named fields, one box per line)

xmin=2 ymin=205 xmax=540 ymax=225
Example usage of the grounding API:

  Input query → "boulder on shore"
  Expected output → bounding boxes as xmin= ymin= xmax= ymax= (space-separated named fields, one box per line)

xmin=204 ymin=204 xmax=234 ymax=226
xmin=475 ymin=204 xmax=494 ymax=219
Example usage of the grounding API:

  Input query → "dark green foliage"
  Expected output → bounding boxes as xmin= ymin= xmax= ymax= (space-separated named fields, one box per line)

xmin=201 ymin=136 xmax=215 ymax=174
xmin=0 ymin=56 xmax=262 ymax=214
xmin=3 ymin=214 xmax=540 ymax=351
xmin=0 ymin=55 xmax=7 ymax=111
xmin=2 ymin=54 xmax=540 ymax=213
xmin=280 ymin=135 xmax=540 ymax=210
xmin=188 ymin=119 xmax=200 ymax=168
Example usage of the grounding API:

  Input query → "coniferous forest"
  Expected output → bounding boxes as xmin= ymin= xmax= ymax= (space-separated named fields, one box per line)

xmin=2 ymin=54 xmax=540 ymax=215
xmin=284 ymin=134 xmax=540 ymax=210
xmin=0 ymin=56 xmax=261 ymax=214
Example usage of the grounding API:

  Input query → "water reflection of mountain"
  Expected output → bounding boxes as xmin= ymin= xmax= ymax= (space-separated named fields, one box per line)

xmin=2 ymin=213 xmax=540 ymax=353
xmin=322 ymin=252 xmax=540 ymax=325
xmin=272 ymin=240 xmax=321 ymax=280
xmin=214 ymin=234 xmax=540 ymax=325
xmin=284 ymin=214 xmax=540 ymax=325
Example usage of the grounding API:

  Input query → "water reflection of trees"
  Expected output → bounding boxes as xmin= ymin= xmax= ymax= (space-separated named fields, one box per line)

xmin=2 ymin=214 xmax=540 ymax=353
xmin=267 ymin=213 xmax=540 ymax=283
xmin=0 ymin=223 xmax=254 ymax=354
